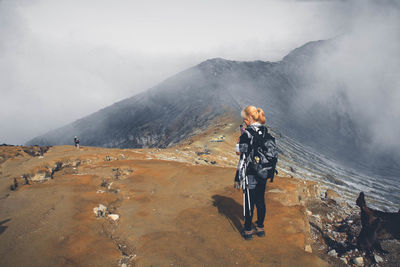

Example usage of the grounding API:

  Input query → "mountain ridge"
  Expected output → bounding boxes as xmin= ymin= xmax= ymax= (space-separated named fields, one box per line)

xmin=27 ymin=39 xmax=400 ymax=175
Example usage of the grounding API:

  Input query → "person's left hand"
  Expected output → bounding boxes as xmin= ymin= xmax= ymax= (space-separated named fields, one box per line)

xmin=235 ymin=143 xmax=240 ymax=155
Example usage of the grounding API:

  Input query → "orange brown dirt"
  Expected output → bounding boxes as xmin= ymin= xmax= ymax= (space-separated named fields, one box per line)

xmin=0 ymin=120 xmax=329 ymax=266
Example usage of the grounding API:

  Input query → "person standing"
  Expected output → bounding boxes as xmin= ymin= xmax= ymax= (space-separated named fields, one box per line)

xmin=74 ymin=136 xmax=80 ymax=149
xmin=234 ymin=105 xmax=270 ymax=240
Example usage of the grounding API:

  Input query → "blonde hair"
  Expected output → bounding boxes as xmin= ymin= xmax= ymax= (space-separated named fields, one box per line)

xmin=241 ymin=105 xmax=266 ymax=124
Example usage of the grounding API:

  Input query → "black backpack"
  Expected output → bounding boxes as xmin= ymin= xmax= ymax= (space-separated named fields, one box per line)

xmin=247 ymin=126 xmax=278 ymax=182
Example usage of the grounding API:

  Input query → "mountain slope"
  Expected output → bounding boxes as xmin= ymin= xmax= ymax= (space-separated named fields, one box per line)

xmin=27 ymin=56 xmax=297 ymax=149
xmin=28 ymin=63 xmax=239 ymax=148
xmin=27 ymin=40 xmax=400 ymax=174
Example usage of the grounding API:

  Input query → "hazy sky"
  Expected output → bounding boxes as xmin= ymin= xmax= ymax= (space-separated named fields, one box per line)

xmin=0 ymin=0 xmax=392 ymax=144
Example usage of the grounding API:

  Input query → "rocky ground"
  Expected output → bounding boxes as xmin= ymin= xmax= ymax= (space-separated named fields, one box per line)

xmin=305 ymin=190 xmax=400 ymax=267
xmin=0 ymin=119 xmax=399 ymax=266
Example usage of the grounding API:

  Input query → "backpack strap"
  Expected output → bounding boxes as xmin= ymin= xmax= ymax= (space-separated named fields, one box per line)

xmin=246 ymin=126 xmax=267 ymax=164
xmin=246 ymin=126 xmax=267 ymax=147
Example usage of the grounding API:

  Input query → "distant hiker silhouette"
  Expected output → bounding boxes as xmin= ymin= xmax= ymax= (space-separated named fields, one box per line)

xmin=74 ymin=136 xmax=80 ymax=149
xmin=234 ymin=105 xmax=278 ymax=240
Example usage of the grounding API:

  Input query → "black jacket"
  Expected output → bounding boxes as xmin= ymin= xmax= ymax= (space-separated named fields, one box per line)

xmin=235 ymin=123 xmax=268 ymax=188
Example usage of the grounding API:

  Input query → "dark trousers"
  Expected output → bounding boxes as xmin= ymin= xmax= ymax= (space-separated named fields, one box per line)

xmin=244 ymin=179 xmax=267 ymax=231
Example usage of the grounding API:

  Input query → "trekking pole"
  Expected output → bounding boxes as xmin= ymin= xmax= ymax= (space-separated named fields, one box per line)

xmin=243 ymin=189 xmax=246 ymax=217
xmin=240 ymin=154 xmax=251 ymax=217
xmin=242 ymin=179 xmax=251 ymax=217
xmin=245 ymin=175 xmax=251 ymax=217
xmin=238 ymin=153 xmax=246 ymax=217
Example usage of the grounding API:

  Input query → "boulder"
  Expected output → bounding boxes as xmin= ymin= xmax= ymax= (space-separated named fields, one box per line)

xmin=108 ymin=182 xmax=113 ymax=190
xmin=31 ymin=171 xmax=51 ymax=182
xmin=93 ymin=204 xmax=108 ymax=217
xmin=374 ymin=254 xmax=383 ymax=263
xmin=353 ymin=256 xmax=364 ymax=266
xmin=304 ymin=245 xmax=312 ymax=253
xmin=328 ymin=249 xmax=338 ymax=258
xmin=108 ymin=214 xmax=120 ymax=221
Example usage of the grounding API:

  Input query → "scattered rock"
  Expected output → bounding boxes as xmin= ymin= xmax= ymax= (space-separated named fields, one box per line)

xmin=22 ymin=146 xmax=50 ymax=157
xmin=93 ymin=204 xmax=108 ymax=217
xmin=305 ymin=245 xmax=312 ymax=253
xmin=113 ymin=168 xmax=121 ymax=179
xmin=22 ymin=174 xmax=30 ymax=185
xmin=96 ymin=190 xmax=105 ymax=194
xmin=109 ymin=188 xmax=120 ymax=194
xmin=101 ymin=180 xmax=108 ymax=187
xmin=340 ymin=257 xmax=348 ymax=264
xmin=328 ymin=249 xmax=338 ymax=258
xmin=196 ymin=147 xmax=210 ymax=156
xmin=374 ymin=254 xmax=383 ymax=263
xmin=108 ymin=214 xmax=120 ymax=221
xmin=353 ymin=256 xmax=364 ymax=266
xmin=112 ymin=168 xmax=134 ymax=179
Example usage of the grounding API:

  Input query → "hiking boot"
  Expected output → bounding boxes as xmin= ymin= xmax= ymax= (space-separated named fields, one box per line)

xmin=254 ymin=226 xmax=265 ymax=237
xmin=242 ymin=230 xmax=253 ymax=240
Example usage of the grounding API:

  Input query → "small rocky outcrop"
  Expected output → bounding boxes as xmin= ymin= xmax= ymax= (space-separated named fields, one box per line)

xmin=30 ymin=171 xmax=52 ymax=182
xmin=93 ymin=204 xmax=108 ymax=217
